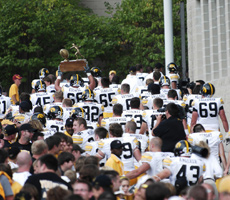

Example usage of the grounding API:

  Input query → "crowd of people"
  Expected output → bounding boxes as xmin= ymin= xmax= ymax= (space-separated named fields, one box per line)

xmin=0 ymin=62 xmax=230 ymax=200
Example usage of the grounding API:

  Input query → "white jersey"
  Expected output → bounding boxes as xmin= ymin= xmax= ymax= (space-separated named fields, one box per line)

xmin=168 ymin=73 xmax=180 ymax=84
xmin=30 ymin=92 xmax=54 ymax=107
xmin=86 ymin=120 xmax=98 ymax=132
xmin=183 ymin=94 xmax=202 ymax=126
xmin=143 ymin=110 xmax=165 ymax=139
xmin=82 ymin=77 xmax=89 ymax=86
xmin=160 ymin=88 xmax=182 ymax=100
xmin=144 ymin=71 xmax=164 ymax=84
xmin=142 ymin=93 xmax=167 ymax=109
xmin=163 ymin=99 xmax=186 ymax=109
xmin=75 ymin=102 xmax=104 ymax=123
xmin=101 ymin=117 xmax=128 ymax=134
xmin=121 ymin=76 xmax=144 ymax=94
xmin=46 ymin=120 xmax=65 ymax=133
xmin=124 ymin=133 xmax=149 ymax=153
xmin=62 ymin=86 xmax=86 ymax=104
xmin=9 ymin=105 xmax=19 ymax=116
xmin=14 ymin=112 xmax=32 ymax=124
xmin=192 ymin=97 xmax=224 ymax=131
xmin=0 ymin=95 xmax=11 ymax=117
xmin=141 ymin=152 xmax=174 ymax=176
xmin=63 ymin=107 xmax=75 ymax=123
xmin=98 ymin=136 xmax=139 ymax=171
xmin=84 ymin=141 xmax=106 ymax=167
xmin=112 ymin=94 xmax=136 ymax=111
xmin=94 ymin=88 xmax=117 ymax=113
xmin=72 ymin=129 xmax=95 ymax=149
xmin=136 ymin=72 xmax=148 ymax=83
xmin=43 ymin=102 xmax=63 ymax=114
xmin=163 ymin=154 xmax=205 ymax=186
xmin=135 ymin=86 xmax=148 ymax=96
xmin=188 ymin=131 xmax=223 ymax=161
xmin=109 ymin=84 xmax=121 ymax=94
xmin=122 ymin=109 xmax=146 ymax=134
xmin=46 ymin=84 xmax=56 ymax=93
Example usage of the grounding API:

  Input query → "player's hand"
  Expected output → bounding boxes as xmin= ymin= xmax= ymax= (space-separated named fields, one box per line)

xmin=84 ymin=64 xmax=91 ymax=74
xmin=58 ymin=66 xmax=63 ymax=77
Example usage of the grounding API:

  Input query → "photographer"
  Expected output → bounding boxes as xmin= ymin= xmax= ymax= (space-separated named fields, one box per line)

xmin=152 ymin=103 xmax=186 ymax=152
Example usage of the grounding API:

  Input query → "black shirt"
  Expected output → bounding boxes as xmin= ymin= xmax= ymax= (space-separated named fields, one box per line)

xmin=25 ymin=172 xmax=72 ymax=200
xmin=153 ymin=116 xmax=186 ymax=152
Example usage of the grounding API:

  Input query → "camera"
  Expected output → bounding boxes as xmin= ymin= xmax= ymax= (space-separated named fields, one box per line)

xmin=157 ymin=107 xmax=166 ymax=120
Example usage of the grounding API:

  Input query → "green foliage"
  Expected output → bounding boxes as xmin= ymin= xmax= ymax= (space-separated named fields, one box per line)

xmin=0 ymin=0 xmax=184 ymax=90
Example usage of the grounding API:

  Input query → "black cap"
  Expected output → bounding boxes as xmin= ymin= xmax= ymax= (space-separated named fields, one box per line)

xmin=92 ymin=175 xmax=113 ymax=188
xmin=65 ymin=117 xmax=74 ymax=126
xmin=72 ymin=144 xmax=85 ymax=153
xmin=19 ymin=123 xmax=36 ymax=132
xmin=129 ymin=66 xmax=136 ymax=73
xmin=19 ymin=101 xmax=31 ymax=112
xmin=4 ymin=125 xmax=18 ymax=136
xmin=34 ymin=106 xmax=43 ymax=113
xmin=8 ymin=146 xmax=20 ymax=160
xmin=111 ymin=140 xmax=123 ymax=149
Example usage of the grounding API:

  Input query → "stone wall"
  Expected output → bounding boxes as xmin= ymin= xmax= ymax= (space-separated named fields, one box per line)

xmin=187 ymin=0 xmax=230 ymax=133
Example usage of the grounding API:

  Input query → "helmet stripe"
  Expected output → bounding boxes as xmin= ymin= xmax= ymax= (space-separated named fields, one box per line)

xmin=164 ymin=76 xmax=166 ymax=83
xmin=184 ymin=140 xmax=189 ymax=153
xmin=89 ymin=89 xmax=92 ymax=98
xmin=209 ymin=83 xmax=213 ymax=96
xmin=77 ymin=74 xmax=79 ymax=85
xmin=40 ymin=80 xmax=43 ymax=89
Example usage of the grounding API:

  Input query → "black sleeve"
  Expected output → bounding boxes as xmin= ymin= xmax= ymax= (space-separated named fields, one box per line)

xmin=25 ymin=176 xmax=42 ymax=199
xmin=153 ymin=121 xmax=166 ymax=137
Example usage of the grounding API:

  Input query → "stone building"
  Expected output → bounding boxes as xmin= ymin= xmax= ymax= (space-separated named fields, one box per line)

xmin=187 ymin=0 xmax=230 ymax=130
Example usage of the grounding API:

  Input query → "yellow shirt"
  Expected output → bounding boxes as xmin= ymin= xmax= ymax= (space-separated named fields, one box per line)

xmin=105 ymin=154 xmax=124 ymax=176
xmin=9 ymin=84 xmax=19 ymax=104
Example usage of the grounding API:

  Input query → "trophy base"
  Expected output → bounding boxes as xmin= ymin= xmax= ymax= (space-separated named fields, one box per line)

xmin=59 ymin=59 xmax=87 ymax=72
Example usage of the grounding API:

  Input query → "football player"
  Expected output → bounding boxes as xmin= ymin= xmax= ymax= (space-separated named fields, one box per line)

xmin=112 ymin=84 xmax=136 ymax=111
xmin=30 ymin=80 xmax=54 ymax=107
xmin=126 ymin=137 xmax=174 ymax=179
xmin=46 ymin=105 xmax=65 ymax=134
xmin=0 ymin=85 xmax=11 ymax=118
xmin=101 ymin=103 xmax=128 ymax=135
xmin=122 ymin=97 xmax=146 ymax=134
xmin=55 ymin=66 xmax=96 ymax=105
xmin=190 ymin=83 xmax=229 ymax=132
xmin=167 ymin=62 xmax=180 ymax=89
xmin=72 ymin=117 xmax=95 ymax=149
xmin=75 ymin=88 xmax=104 ymax=125
xmin=31 ymin=68 xmax=49 ymax=93
xmin=121 ymin=66 xmax=144 ymax=94
xmin=94 ymin=77 xmax=118 ymax=118
xmin=154 ymin=140 xmax=205 ymax=189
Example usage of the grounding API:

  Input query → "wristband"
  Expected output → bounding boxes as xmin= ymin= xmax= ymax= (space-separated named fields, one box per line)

xmin=57 ymin=76 xmax=61 ymax=80
xmin=86 ymin=73 xmax=91 ymax=77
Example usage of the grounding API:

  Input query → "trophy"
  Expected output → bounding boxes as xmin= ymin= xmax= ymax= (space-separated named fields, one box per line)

xmin=59 ymin=43 xmax=87 ymax=72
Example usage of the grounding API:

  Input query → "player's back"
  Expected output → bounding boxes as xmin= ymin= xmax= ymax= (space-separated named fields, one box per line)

xmin=112 ymin=94 xmax=135 ymax=111
xmin=76 ymin=102 xmax=104 ymax=123
xmin=0 ymin=95 xmax=11 ymax=117
xmin=30 ymin=92 xmax=53 ymax=106
xmin=63 ymin=86 xmax=85 ymax=105
xmin=94 ymin=88 xmax=117 ymax=113
xmin=101 ymin=117 xmax=127 ymax=134
xmin=193 ymin=97 xmax=223 ymax=131
xmin=122 ymin=109 xmax=146 ymax=134
xmin=141 ymin=151 xmax=174 ymax=176
xmin=163 ymin=154 xmax=205 ymax=186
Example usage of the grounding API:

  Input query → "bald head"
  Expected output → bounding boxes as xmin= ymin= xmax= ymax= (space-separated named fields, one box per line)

xmin=150 ymin=137 xmax=162 ymax=151
xmin=17 ymin=151 xmax=32 ymax=168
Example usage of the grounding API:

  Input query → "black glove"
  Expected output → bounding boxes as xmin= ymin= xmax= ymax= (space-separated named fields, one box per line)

xmin=84 ymin=64 xmax=91 ymax=74
xmin=57 ymin=66 xmax=63 ymax=77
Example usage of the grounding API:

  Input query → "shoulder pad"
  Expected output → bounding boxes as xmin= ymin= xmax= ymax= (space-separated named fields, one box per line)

xmin=163 ymin=157 xmax=172 ymax=167
xmin=183 ymin=96 xmax=188 ymax=101
xmin=191 ymin=100 xmax=195 ymax=106
xmin=112 ymin=98 xmax=117 ymax=105
xmin=141 ymin=153 xmax=152 ymax=162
